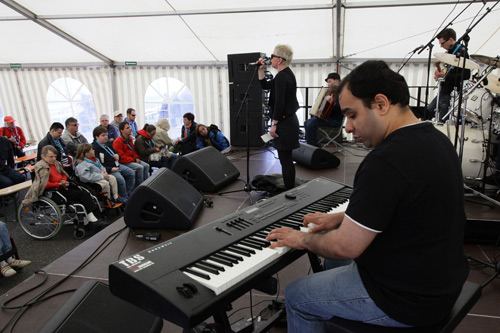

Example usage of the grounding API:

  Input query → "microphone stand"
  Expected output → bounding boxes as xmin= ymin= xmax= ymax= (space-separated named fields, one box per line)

xmin=219 ymin=64 xmax=261 ymax=204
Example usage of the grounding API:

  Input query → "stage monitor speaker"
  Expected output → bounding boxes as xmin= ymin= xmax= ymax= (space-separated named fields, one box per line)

xmin=124 ymin=168 xmax=203 ymax=230
xmin=230 ymin=112 xmax=266 ymax=147
xmin=292 ymin=143 xmax=341 ymax=170
xmin=228 ymin=52 xmax=265 ymax=83
xmin=39 ymin=280 xmax=163 ymax=333
xmin=172 ymin=147 xmax=240 ymax=192
xmin=229 ymin=82 xmax=264 ymax=113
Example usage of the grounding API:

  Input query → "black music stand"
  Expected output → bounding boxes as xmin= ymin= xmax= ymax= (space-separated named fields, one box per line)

xmin=219 ymin=65 xmax=263 ymax=203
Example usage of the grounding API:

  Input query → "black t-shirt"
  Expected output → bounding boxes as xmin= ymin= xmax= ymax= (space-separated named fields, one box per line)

xmin=345 ymin=122 xmax=469 ymax=326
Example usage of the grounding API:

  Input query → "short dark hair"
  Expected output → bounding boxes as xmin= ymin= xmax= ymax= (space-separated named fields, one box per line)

xmin=338 ymin=60 xmax=410 ymax=108
xmin=64 ymin=117 xmax=77 ymax=128
xmin=126 ymin=108 xmax=135 ymax=115
xmin=93 ymin=126 xmax=107 ymax=139
xmin=118 ymin=121 xmax=129 ymax=132
xmin=183 ymin=112 xmax=195 ymax=122
xmin=436 ymin=28 xmax=456 ymax=41
xmin=49 ymin=122 xmax=64 ymax=132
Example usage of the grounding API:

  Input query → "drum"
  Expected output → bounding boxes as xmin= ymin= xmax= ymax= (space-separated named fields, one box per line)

xmin=434 ymin=123 xmax=487 ymax=185
xmin=466 ymin=87 xmax=494 ymax=123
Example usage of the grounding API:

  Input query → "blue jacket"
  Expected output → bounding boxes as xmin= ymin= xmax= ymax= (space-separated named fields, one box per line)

xmin=197 ymin=130 xmax=229 ymax=151
xmin=106 ymin=124 xmax=119 ymax=144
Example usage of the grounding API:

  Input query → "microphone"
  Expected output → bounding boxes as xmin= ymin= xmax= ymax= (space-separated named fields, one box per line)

xmin=247 ymin=56 xmax=271 ymax=67
xmin=411 ymin=45 xmax=424 ymax=53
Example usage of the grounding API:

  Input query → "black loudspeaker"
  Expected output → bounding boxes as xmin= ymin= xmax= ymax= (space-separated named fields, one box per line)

xmin=173 ymin=147 xmax=240 ymax=192
xmin=228 ymin=52 xmax=265 ymax=83
xmin=292 ymin=143 xmax=341 ymax=170
xmin=39 ymin=281 xmax=163 ymax=333
xmin=124 ymin=168 xmax=203 ymax=230
xmin=229 ymin=82 xmax=264 ymax=113
xmin=230 ymin=112 xmax=266 ymax=147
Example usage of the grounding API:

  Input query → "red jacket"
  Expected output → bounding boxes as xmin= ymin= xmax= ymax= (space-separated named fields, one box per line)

xmin=113 ymin=136 xmax=139 ymax=164
xmin=46 ymin=164 xmax=67 ymax=189
xmin=0 ymin=126 xmax=26 ymax=148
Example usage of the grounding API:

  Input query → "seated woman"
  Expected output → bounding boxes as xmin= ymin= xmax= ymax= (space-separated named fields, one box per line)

xmin=196 ymin=124 xmax=230 ymax=151
xmin=135 ymin=124 xmax=178 ymax=169
xmin=1 ymin=221 xmax=31 ymax=277
xmin=74 ymin=143 xmax=123 ymax=205
xmin=23 ymin=145 xmax=99 ymax=224
xmin=154 ymin=118 xmax=175 ymax=151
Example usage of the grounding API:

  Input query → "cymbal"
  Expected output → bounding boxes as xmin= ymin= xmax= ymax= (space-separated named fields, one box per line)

xmin=471 ymin=54 xmax=500 ymax=67
xmin=485 ymin=74 xmax=500 ymax=94
xmin=434 ymin=52 xmax=480 ymax=70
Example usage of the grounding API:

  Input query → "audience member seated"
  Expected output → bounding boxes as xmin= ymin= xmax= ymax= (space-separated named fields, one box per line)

xmin=111 ymin=110 xmax=123 ymax=130
xmin=113 ymin=122 xmax=149 ymax=187
xmin=91 ymin=126 xmax=135 ymax=201
xmin=175 ymin=112 xmax=198 ymax=155
xmin=0 ymin=136 xmax=25 ymax=189
xmin=154 ymin=118 xmax=175 ymax=151
xmin=100 ymin=114 xmax=119 ymax=144
xmin=304 ymin=73 xmax=344 ymax=147
xmin=75 ymin=144 xmax=123 ymax=204
xmin=37 ymin=122 xmax=71 ymax=168
xmin=196 ymin=124 xmax=230 ymax=151
xmin=23 ymin=146 xmax=99 ymax=224
xmin=135 ymin=124 xmax=178 ymax=170
xmin=0 ymin=221 xmax=31 ymax=277
xmin=61 ymin=117 xmax=89 ymax=156
xmin=0 ymin=116 xmax=26 ymax=158
xmin=125 ymin=108 xmax=139 ymax=139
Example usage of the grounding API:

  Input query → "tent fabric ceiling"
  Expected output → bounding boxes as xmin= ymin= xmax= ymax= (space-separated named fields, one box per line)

xmin=0 ymin=0 xmax=499 ymax=66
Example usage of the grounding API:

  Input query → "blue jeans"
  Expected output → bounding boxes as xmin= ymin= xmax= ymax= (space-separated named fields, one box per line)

xmin=0 ymin=221 xmax=12 ymax=257
xmin=304 ymin=117 xmax=343 ymax=146
xmin=111 ymin=165 xmax=135 ymax=199
xmin=123 ymin=161 xmax=150 ymax=187
xmin=427 ymin=93 xmax=451 ymax=122
xmin=285 ymin=261 xmax=410 ymax=332
xmin=0 ymin=169 xmax=25 ymax=189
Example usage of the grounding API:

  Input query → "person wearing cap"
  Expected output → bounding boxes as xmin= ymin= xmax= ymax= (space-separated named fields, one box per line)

xmin=0 ymin=116 xmax=26 ymax=158
xmin=111 ymin=110 xmax=123 ymax=130
xmin=304 ymin=73 xmax=344 ymax=147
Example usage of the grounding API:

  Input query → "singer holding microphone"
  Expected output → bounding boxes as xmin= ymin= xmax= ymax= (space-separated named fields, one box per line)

xmin=257 ymin=44 xmax=300 ymax=190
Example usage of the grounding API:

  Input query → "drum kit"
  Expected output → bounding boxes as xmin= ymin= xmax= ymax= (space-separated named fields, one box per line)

xmin=432 ymin=53 xmax=500 ymax=187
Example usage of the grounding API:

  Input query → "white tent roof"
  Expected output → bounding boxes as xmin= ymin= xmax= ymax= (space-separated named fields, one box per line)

xmin=0 ymin=0 xmax=499 ymax=66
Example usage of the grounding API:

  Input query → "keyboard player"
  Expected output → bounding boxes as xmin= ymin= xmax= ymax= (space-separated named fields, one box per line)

xmin=266 ymin=60 xmax=469 ymax=332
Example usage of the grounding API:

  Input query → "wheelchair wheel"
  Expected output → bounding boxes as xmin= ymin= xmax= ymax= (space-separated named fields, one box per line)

xmin=17 ymin=196 xmax=63 ymax=240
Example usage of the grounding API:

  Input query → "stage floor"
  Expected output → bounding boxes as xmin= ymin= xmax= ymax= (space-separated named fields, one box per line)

xmin=1 ymin=142 xmax=500 ymax=332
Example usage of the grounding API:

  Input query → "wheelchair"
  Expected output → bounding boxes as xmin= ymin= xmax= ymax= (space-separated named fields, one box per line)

xmin=16 ymin=167 xmax=117 ymax=240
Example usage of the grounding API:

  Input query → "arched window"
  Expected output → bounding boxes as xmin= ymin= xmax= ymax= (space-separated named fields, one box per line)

xmin=47 ymin=77 xmax=97 ymax=141
xmin=144 ymin=77 xmax=194 ymax=138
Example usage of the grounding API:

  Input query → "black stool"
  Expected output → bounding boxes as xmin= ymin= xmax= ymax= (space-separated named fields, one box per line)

xmin=325 ymin=281 xmax=481 ymax=333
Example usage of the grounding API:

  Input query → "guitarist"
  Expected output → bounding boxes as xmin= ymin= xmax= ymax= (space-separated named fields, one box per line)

xmin=427 ymin=28 xmax=471 ymax=122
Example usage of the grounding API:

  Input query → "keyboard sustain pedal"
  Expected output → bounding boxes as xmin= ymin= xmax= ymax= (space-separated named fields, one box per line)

xmin=231 ymin=318 xmax=254 ymax=333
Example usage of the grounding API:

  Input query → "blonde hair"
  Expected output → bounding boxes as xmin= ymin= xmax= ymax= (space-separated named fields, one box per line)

xmin=274 ymin=44 xmax=293 ymax=67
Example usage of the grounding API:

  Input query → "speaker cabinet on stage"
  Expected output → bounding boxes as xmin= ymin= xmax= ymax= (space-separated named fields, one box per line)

xmin=40 ymin=281 xmax=163 ymax=333
xmin=172 ymin=146 xmax=240 ymax=192
xmin=230 ymin=112 xmax=266 ymax=147
xmin=229 ymin=82 xmax=264 ymax=113
xmin=292 ymin=143 xmax=341 ymax=170
xmin=124 ymin=168 xmax=203 ymax=230
xmin=228 ymin=52 xmax=265 ymax=83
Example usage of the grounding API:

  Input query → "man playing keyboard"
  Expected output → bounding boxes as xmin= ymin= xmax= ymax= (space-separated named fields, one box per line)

xmin=267 ymin=60 xmax=468 ymax=332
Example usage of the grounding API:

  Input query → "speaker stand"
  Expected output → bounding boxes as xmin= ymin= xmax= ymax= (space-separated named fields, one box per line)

xmin=219 ymin=65 xmax=263 ymax=204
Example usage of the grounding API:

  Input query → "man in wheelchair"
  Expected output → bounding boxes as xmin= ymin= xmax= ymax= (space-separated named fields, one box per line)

xmin=23 ymin=145 xmax=99 ymax=224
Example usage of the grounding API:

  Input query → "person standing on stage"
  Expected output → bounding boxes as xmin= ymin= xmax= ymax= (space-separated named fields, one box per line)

xmin=0 ymin=116 xmax=26 ymax=158
xmin=258 ymin=44 xmax=299 ymax=190
xmin=304 ymin=73 xmax=344 ymax=146
xmin=266 ymin=60 xmax=468 ymax=331
xmin=427 ymin=28 xmax=471 ymax=121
